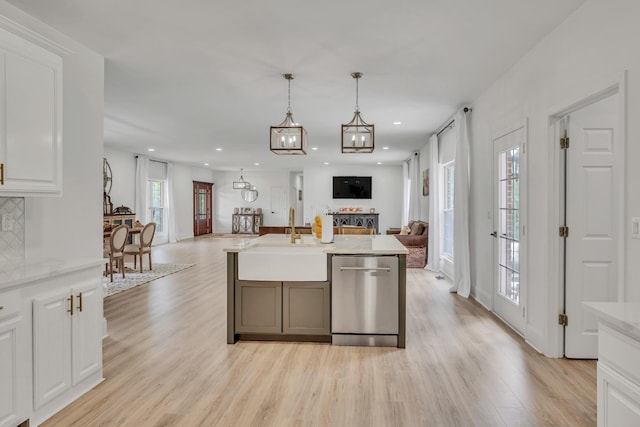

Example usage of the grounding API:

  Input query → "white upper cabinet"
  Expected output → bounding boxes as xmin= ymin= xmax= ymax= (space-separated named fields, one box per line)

xmin=0 ymin=27 xmax=62 ymax=196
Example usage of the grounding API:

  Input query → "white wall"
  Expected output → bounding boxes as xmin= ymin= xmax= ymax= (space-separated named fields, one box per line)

xmin=173 ymin=164 xmax=215 ymax=240
xmin=103 ymin=147 xmax=214 ymax=241
xmin=103 ymin=147 xmax=136 ymax=210
xmin=303 ymin=165 xmax=403 ymax=234
xmin=468 ymin=0 xmax=640 ymax=356
xmin=211 ymin=170 xmax=291 ymax=233
xmin=0 ymin=2 xmax=105 ymax=264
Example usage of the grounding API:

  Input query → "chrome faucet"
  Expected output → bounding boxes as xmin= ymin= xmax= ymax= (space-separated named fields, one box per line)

xmin=289 ymin=207 xmax=300 ymax=243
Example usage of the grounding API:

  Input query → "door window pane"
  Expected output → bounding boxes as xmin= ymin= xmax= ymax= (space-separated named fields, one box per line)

xmin=497 ymin=147 xmax=520 ymax=304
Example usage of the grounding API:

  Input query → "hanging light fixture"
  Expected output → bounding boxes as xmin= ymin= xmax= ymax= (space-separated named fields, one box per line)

xmin=341 ymin=72 xmax=374 ymax=153
xmin=233 ymin=168 xmax=251 ymax=189
xmin=270 ymin=73 xmax=308 ymax=155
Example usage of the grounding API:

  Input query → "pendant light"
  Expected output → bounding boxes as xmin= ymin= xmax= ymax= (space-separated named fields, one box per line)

xmin=341 ymin=72 xmax=374 ymax=153
xmin=270 ymin=73 xmax=308 ymax=155
xmin=232 ymin=168 xmax=250 ymax=189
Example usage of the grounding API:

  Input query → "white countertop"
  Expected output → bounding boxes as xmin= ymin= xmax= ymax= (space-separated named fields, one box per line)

xmin=584 ymin=302 xmax=640 ymax=340
xmin=0 ymin=258 xmax=104 ymax=291
xmin=223 ymin=234 xmax=408 ymax=255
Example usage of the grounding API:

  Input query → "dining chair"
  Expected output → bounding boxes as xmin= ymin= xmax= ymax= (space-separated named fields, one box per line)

xmin=339 ymin=227 xmax=375 ymax=235
xmin=124 ymin=222 xmax=156 ymax=273
xmin=104 ymin=224 xmax=129 ymax=282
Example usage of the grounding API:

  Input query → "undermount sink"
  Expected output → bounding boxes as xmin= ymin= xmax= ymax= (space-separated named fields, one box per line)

xmin=237 ymin=245 xmax=327 ymax=281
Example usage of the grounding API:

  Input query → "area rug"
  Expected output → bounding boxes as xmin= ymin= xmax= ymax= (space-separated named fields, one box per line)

xmin=103 ymin=263 xmax=194 ymax=297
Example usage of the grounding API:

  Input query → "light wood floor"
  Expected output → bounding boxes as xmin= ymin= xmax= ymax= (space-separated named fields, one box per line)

xmin=43 ymin=236 xmax=596 ymax=426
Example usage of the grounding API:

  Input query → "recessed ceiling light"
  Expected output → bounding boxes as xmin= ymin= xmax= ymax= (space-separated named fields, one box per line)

xmin=377 ymin=162 xmax=382 ymax=165
xmin=311 ymin=147 xmax=319 ymax=151
xmin=254 ymin=162 xmax=260 ymax=166
xmin=147 ymin=148 xmax=155 ymax=152
xmin=215 ymin=148 xmax=223 ymax=151
xmin=383 ymin=146 xmax=389 ymax=150
xmin=323 ymin=162 xmax=329 ymax=165
xmin=393 ymin=121 xmax=402 ymax=125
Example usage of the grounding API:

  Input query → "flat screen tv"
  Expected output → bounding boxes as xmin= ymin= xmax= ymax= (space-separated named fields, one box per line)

xmin=333 ymin=176 xmax=372 ymax=199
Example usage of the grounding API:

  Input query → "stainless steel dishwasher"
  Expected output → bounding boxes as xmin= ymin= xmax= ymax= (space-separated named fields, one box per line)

xmin=331 ymin=255 xmax=399 ymax=346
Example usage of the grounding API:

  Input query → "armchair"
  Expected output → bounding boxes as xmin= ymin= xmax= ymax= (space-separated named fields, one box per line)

xmin=394 ymin=220 xmax=428 ymax=268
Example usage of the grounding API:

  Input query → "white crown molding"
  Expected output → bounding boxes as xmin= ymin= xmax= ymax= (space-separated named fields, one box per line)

xmin=0 ymin=14 xmax=74 ymax=55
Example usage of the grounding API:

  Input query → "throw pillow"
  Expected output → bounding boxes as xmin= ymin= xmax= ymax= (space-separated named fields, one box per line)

xmin=410 ymin=222 xmax=424 ymax=235
xmin=400 ymin=226 xmax=411 ymax=235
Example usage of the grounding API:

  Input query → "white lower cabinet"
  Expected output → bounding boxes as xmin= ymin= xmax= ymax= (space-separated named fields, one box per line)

xmin=33 ymin=282 xmax=102 ymax=410
xmin=0 ymin=290 xmax=27 ymax=427
xmin=596 ymin=323 xmax=640 ymax=426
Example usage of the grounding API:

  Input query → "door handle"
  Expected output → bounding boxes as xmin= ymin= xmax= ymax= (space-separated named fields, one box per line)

xmin=490 ymin=231 xmax=497 ymax=237
xmin=67 ymin=295 xmax=74 ymax=316
xmin=77 ymin=292 xmax=83 ymax=312
xmin=339 ymin=267 xmax=391 ymax=272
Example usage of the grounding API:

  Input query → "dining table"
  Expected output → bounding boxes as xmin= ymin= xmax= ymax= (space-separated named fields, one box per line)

xmin=104 ymin=225 xmax=142 ymax=243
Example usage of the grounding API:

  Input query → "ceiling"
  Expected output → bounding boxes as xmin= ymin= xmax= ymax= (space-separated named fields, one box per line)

xmin=8 ymin=0 xmax=585 ymax=172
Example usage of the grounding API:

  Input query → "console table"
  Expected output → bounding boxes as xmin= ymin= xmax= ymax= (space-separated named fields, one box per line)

xmin=104 ymin=213 xmax=135 ymax=228
xmin=232 ymin=213 xmax=263 ymax=234
xmin=331 ymin=213 xmax=379 ymax=234
xmin=104 ymin=214 xmax=136 ymax=243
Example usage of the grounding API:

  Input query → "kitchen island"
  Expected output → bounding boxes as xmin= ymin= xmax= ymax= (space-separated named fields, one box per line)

xmin=584 ymin=302 xmax=640 ymax=426
xmin=224 ymin=234 xmax=408 ymax=348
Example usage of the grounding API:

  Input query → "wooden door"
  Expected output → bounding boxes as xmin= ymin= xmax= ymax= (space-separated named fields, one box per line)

xmin=193 ymin=181 xmax=213 ymax=236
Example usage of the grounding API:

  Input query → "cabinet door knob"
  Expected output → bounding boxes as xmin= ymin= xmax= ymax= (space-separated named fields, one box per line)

xmin=67 ymin=295 xmax=74 ymax=316
xmin=0 ymin=163 xmax=4 ymax=185
xmin=77 ymin=292 xmax=83 ymax=312
xmin=0 ymin=306 xmax=4 ymax=310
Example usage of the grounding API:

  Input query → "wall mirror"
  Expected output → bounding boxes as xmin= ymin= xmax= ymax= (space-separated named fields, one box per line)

xmin=241 ymin=185 xmax=258 ymax=202
xmin=103 ymin=158 xmax=112 ymax=194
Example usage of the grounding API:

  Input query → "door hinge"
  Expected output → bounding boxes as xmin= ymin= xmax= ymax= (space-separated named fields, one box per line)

xmin=558 ymin=313 xmax=568 ymax=326
xmin=560 ymin=137 xmax=570 ymax=149
xmin=559 ymin=226 xmax=569 ymax=238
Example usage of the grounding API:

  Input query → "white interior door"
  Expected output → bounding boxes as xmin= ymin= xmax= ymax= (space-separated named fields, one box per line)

xmin=270 ymin=186 xmax=290 ymax=226
xmin=493 ymin=125 xmax=526 ymax=335
xmin=564 ymin=93 xmax=620 ymax=358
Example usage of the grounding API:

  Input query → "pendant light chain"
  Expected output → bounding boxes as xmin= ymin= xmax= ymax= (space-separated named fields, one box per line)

xmin=287 ymin=77 xmax=292 ymax=113
xmin=355 ymin=76 xmax=359 ymax=112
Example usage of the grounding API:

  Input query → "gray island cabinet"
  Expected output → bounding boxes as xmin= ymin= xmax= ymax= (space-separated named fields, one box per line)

xmin=225 ymin=234 xmax=407 ymax=348
xmin=234 ymin=280 xmax=331 ymax=337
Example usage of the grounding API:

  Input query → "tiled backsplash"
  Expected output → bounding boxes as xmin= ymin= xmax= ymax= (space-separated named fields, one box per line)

xmin=0 ymin=197 xmax=25 ymax=274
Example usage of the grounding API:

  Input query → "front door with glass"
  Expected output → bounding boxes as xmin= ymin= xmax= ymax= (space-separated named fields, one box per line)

xmin=493 ymin=124 xmax=526 ymax=335
xmin=193 ymin=181 xmax=213 ymax=236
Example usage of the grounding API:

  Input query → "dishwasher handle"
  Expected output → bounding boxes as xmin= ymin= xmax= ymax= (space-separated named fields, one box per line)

xmin=339 ymin=266 xmax=391 ymax=272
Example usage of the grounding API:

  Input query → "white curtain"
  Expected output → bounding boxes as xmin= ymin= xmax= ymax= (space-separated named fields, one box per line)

xmin=426 ymin=134 xmax=440 ymax=272
xmin=407 ymin=152 xmax=421 ymax=222
xmin=134 ymin=156 xmax=149 ymax=223
xmin=451 ymin=110 xmax=472 ymax=297
xmin=166 ymin=162 xmax=177 ymax=243
xmin=401 ymin=160 xmax=410 ymax=226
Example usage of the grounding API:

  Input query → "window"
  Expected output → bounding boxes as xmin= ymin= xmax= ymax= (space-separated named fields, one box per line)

xmin=442 ymin=162 xmax=454 ymax=259
xmin=148 ymin=180 xmax=165 ymax=233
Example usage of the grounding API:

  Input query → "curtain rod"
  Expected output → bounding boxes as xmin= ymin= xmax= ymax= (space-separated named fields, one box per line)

xmin=435 ymin=107 xmax=472 ymax=137
xmin=135 ymin=155 xmax=167 ymax=165
xmin=436 ymin=119 xmax=455 ymax=137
